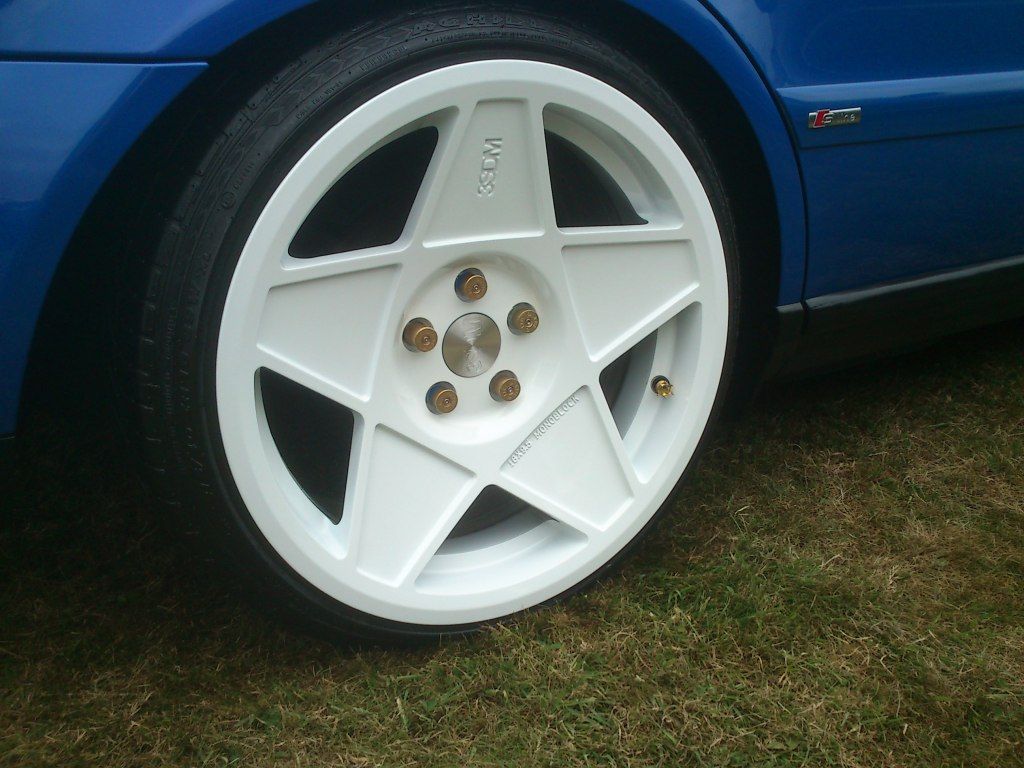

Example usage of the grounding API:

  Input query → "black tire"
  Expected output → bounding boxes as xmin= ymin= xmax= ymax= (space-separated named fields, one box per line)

xmin=134 ymin=4 xmax=741 ymax=641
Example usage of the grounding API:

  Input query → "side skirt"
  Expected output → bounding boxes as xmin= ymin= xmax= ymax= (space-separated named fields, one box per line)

xmin=768 ymin=254 xmax=1024 ymax=379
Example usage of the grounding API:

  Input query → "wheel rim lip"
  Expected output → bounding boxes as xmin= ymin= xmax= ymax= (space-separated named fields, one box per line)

xmin=215 ymin=59 xmax=730 ymax=625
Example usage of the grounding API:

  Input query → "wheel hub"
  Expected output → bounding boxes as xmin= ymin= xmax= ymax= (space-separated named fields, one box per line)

xmin=442 ymin=312 xmax=502 ymax=378
xmin=396 ymin=259 xmax=549 ymax=420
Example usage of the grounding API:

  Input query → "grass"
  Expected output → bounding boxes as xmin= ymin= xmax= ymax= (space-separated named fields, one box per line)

xmin=2 ymin=321 xmax=1023 ymax=767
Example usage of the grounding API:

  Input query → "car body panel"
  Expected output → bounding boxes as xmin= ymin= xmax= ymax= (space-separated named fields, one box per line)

xmin=0 ymin=0 xmax=810 ymax=297
xmin=778 ymin=71 xmax=1024 ymax=149
xmin=620 ymin=0 xmax=809 ymax=304
xmin=799 ymin=126 xmax=1024 ymax=296
xmin=780 ymin=70 xmax=1024 ymax=294
xmin=704 ymin=0 xmax=1024 ymax=295
xmin=1 ymin=0 xmax=1023 ymax=434
xmin=703 ymin=0 xmax=1024 ymax=89
xmin=0 ymin=0 xmax=311 ymax=59
xmin=0 ymin=0 xmax=810 ymax=435
xmin=0 ymin=61 xmax=204 ymax=434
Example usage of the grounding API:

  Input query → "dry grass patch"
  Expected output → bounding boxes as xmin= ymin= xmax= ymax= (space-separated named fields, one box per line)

xmin=2 ymin=321 xmax=1023 ymax=767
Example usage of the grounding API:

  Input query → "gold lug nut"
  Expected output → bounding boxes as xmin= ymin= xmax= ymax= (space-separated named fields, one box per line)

xmin=651 ymin=376 xmax=674 ymax=398
xmin=402 ymin=318 xmax=438 ymax=352
xmin=489 ymin=371 xmax=521 ymax=403
xmin=455 ymin=268 xmax=488 ymax=302
xmin=507 ymin=303 xmax=540 ymax=335
xmin=427 ymin=382 xmax=459 ymax=414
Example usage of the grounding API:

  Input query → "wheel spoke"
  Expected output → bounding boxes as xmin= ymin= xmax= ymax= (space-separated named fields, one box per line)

xmin=255 ymin=263 xmax=400 ymax=406
xmin=560 ymin=226 xmax=700 ymax=366
xmin=499 ymin=386 xmax=637 ymax=536
xmin=560 ymin=224 xmax=688 ymax=248
xmin=411 ymin=98 xmax=555 ymax=245
xmin=272 ymin=243 xmax=407 ymax=287
xmin=345 ymin=425 xmax=478 ymax=586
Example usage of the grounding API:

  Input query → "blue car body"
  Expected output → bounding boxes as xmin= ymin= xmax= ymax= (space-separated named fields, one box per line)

xmin=2 ymin=0 xmax=1023 ymax=437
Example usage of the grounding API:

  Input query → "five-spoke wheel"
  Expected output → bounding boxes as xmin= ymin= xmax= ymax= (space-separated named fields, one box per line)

xmin=140 ymin=10 xmax=736 ymax=638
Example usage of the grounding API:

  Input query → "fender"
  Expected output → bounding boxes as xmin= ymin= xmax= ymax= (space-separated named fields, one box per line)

xmin=0 ymin=0 xmax=806 ymax=301
xmin=0 ymin=0 xmax=807 ymax=436
xmin=621 ymin=0 xmax=806 ymax=305
xmin=0 ymin=61 xmax=205 ymax=436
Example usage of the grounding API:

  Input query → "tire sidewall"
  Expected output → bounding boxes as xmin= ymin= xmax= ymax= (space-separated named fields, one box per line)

xmin=148 ymin=7 xmax=741 ymax=639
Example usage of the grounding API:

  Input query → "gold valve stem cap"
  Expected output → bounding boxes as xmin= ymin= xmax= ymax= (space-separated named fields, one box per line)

xmin=651 ymin=376 xmax=674 ymax=398
xmin=455 ymin=268 xmax=488 ymax=302
xmin=507 ymin=303 xmax=540 ymax=335
xmin=402 ymin=318 xmax=438 ymax=352
xmin=489 ymin=371 xmax=521 ymax=402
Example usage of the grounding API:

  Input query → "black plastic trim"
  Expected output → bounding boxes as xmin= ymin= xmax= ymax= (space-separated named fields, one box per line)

xmin=768 ymin=254 xmax=1024 ymax=379
xmin=762 ymin=301 xmax=805 ymax=379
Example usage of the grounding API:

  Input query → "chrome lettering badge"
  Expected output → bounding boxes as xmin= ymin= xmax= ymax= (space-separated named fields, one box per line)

xmin=808 ymin=107 xmax=862 ymax=129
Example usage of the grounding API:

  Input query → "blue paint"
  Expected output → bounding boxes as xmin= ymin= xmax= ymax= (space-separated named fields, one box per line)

xmin=779 ymin=71 xmax=1024 ymax=148
xmin=1 ymin=0 xmax=1023 ymax=433
xmin=0 ymin=0 xmax=811 ymax=300
xmin=0 ymin=0 xmax=312 ymax=59
xmin=802 ymin=128 xmax=1024 ymax=296
xmin=705 ymin=0 xmax=1024 ymax=295
xmin=0 ymin=0 xmax=811 ymax=435
xmin=702 ymin=0 xmax=1024 ymax=88
xmin=619 ymin=0 xmax=808 ymax=304
xmin=0 ymin=62 xmax=204 ymax=434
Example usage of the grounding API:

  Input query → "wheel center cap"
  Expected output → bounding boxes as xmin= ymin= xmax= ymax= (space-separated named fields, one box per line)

xmin=442 ymin=313 xmax=501 ymax=378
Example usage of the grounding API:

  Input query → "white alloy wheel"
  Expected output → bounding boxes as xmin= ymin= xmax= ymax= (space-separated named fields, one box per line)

xmin=214 ymin=59 xmax=730 ymax=627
